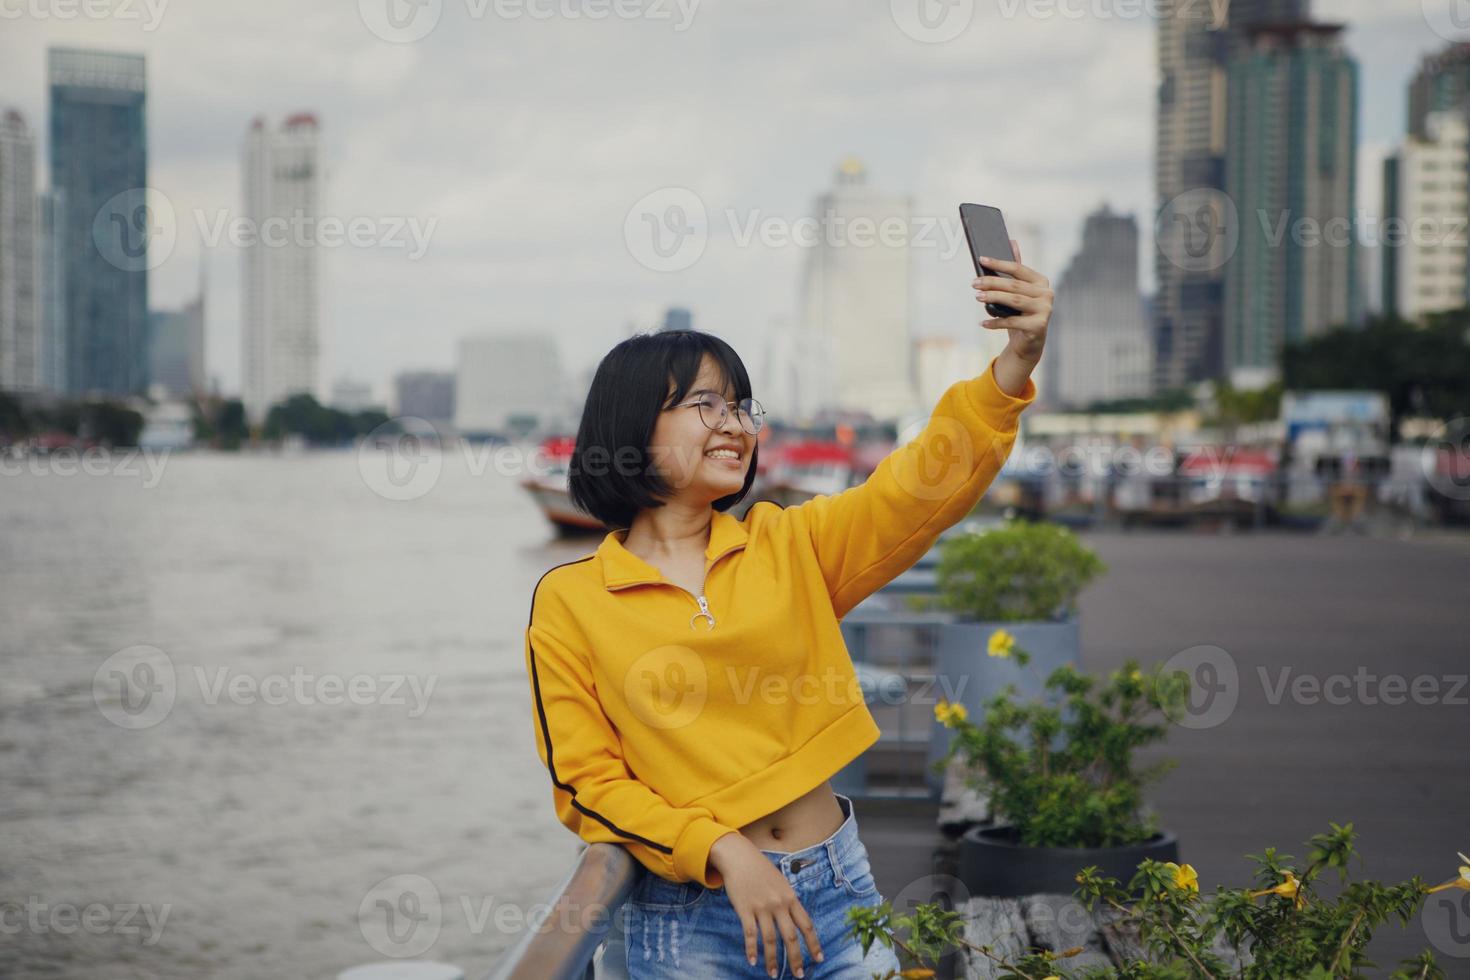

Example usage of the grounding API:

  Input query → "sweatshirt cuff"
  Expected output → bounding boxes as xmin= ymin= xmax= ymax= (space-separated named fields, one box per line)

xmin=962 ymin=354 xmax=1037 ymax=434
xmin=674 ymin=818 xmax=738 ymax=888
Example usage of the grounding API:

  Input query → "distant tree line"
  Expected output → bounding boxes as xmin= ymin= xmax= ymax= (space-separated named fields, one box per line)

xmin=0 ymin=390 xmax=390 ymax=450
xmin=0 ymin=391 xmax=146 ymax=447
xmin=1283 ymin=309 xmax=1470 ymax=440
xmin=1080 ymin=311 xmax=1469 ymax=438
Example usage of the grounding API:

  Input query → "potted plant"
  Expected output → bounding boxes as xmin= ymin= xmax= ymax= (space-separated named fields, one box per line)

xmin=909 ymin=520 xmax=1106 ymax=795
xmin=933 ymin=640 xmax=1189 ymax=897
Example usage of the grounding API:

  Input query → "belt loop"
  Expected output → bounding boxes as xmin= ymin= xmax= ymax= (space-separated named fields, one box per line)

xmin=826 ymin=837 xmax=843 ymax=889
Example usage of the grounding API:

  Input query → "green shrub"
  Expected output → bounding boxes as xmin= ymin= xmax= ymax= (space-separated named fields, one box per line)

xmin=914 ymin=520 xmax=1106 ymax=622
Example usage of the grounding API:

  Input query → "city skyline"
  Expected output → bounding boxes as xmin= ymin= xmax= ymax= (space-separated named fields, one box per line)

xmin=0 ymin=1 xmax=1436 ymax=410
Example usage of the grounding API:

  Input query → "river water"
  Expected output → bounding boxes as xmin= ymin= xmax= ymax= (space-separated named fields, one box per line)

xmin=1 ymin=447 xmax=594 ymax=979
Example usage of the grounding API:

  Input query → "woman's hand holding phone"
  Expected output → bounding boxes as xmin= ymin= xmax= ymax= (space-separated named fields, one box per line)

xmin=973 ymin=236 xmax=1051 ymax=366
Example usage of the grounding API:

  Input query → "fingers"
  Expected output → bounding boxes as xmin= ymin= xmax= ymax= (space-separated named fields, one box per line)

xmin=760 ymin=910 xmax=780 ymax=977
xmin=740 ymin=911 xmax=760 ymax=970
xmin=974 ymin=289 xmax=1049 ymax=314
xmin=977 ymin=251 xmax=1047 ymax=286
xmin=775 ymin=908 xmax=807 ymax=978
xmin=982 ymin=313 xmax=1047 ymax=332
xmin=791 ymin=899 xmax=824 ymax=967
xmin=739 ymin=898 xmax=824 ymax=978
xmin=971 ymin=274 xmax=1049 ymax=297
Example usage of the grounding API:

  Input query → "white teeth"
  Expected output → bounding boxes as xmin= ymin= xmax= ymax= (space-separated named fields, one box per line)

xmin=705 ymin=449 xmax=739 ymax=459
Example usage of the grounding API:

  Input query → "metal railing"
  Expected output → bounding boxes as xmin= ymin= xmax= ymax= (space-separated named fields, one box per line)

xmin=480 ymin=842 xmax=638 ymax=980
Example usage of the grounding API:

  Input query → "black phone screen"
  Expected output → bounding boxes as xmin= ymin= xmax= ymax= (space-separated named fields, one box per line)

xmin=959 ymin=203 xmax=1022 ymax=317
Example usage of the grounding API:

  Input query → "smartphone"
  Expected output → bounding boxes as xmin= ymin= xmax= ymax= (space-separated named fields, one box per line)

xmin=959 ymin=203 xmax=1022 ymax=318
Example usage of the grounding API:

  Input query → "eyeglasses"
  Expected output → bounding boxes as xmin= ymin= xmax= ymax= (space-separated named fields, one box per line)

xmin=673 ymin=391 xmax=766 ymax=435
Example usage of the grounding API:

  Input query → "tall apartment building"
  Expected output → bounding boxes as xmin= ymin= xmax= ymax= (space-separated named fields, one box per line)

xmin=0 ymin=109 xmax=39 ymax=393
xmin=1382 ymin=110 xmax=1468 ymax=321
xmin=1046 ymin=205 xmax=1154 ymax=409
xmin=49 ymin=47 xmax=148 ymax=396
xmin=241 ymin=113 xmax=321 ymax=425
xmin=795 ymin=158 xmax=916 ymax=421
xmin=1222 ymin=22 xmax=1358 ymax=383
xmin=1152 ymin=0 xmax=1307 ymax=391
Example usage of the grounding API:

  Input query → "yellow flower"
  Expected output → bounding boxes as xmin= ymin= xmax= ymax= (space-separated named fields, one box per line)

xmin=1248 ymin=871 xmax=1305 ymax=908
xmin=1427 ymin=852 xmax=1470 ymax=894
xmin=988 ymin=629 xmax=1015 ymax=659
xmin=1129 ymin=668 xmax=1143 ymax=683
xmin=1164 ymin=862 xmax=1199 ymax=893
xmin=934 ymin=700 xmax=969 ymax=727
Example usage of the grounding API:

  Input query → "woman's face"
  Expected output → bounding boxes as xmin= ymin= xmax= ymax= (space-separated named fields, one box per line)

xmin=646 ymin=354 xmax=754 ymax=504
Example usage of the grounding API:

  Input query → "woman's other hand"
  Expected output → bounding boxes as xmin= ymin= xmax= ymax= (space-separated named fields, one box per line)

xmin=709 ymin=833 xmax=824 ymax=978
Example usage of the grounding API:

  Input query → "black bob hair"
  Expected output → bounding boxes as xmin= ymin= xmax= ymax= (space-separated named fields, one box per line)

xmin=568 ymin=329 xmax=760 ymax=531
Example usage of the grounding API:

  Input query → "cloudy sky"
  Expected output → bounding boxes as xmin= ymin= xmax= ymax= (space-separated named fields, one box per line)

xmin=1 ymin=0 xmax=1444 ymax=406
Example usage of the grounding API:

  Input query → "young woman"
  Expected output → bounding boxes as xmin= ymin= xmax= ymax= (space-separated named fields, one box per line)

xmin=524 ymin=249 xmax=1050 ymax=977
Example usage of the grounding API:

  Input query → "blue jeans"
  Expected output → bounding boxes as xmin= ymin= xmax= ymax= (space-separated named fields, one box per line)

xmin=623 ymin=792 xmax=903 ymax=978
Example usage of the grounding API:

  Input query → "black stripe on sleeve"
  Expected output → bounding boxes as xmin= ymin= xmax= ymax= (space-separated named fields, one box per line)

xmin=527 ymin=557 xmax=675 ymax=856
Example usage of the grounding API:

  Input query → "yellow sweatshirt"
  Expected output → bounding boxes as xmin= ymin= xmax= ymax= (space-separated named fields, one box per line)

xmin=523 ymin=355 xmax=1037 ymax=887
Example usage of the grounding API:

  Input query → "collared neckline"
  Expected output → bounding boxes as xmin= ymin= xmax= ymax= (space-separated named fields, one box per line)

xmin=598 ymin=508 xmax=749 ymax=591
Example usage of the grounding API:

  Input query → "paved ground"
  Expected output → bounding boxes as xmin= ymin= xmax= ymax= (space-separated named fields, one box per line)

xmin=859 ymin=527 xmax=1470 ymax=977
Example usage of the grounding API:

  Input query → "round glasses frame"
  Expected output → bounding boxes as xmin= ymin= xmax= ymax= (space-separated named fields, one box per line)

xmin=673 ymin=392 xmax=766 ymax=435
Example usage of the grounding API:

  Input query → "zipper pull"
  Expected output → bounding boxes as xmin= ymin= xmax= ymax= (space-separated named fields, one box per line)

xmin=690 ymin=594 xmax=716 ymax=631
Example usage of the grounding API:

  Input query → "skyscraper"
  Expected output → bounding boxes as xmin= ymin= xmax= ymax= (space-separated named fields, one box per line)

xmin=148 ymin=274 xmax=205 ymax=400
xmin=37 ymin=189 xmax=66 ymax=393
xmin=0 ymin=109 xmax=39 ymax=393
xmin=454 ymin=333 xmax=562 ymax=436
xmin=242 ymin=114 xmax=321 ymax=425
xmin=1152 ymin=0 xmax=1306 ymax=392
xmin=659 ymin=307 xmax=692 ymax=333
xmin=1046 ymin=205 xmax=1153 ymax=409
xmin=1408 ymin=43 xmax=1470 ymax=141
xmin=795 ymin=157 xmax=916 ymax=421
xmin=1223 ymin=22 xmax=1358 ymax=382
xmin=48 ymin=48 xmax=148 ymax=396
xmin=1382 ymin=110 xmax=1467 ymax=321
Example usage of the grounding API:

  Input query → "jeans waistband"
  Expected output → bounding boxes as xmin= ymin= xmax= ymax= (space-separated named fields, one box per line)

xmin=756 ymin=792 xmax=865 ymax=888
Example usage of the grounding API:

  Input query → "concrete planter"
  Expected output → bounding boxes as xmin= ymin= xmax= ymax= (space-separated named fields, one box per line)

xmin=924 ymin=614 xmax=1081 ymax=797
xmin=959 ymin=825 xmax=1179 ymax=898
